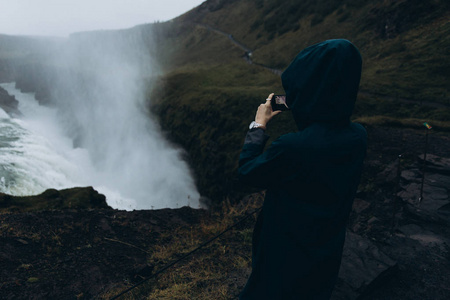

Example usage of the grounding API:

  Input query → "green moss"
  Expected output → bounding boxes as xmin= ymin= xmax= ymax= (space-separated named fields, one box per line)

xmin=27 ymin=277 xmax=39 ymax=283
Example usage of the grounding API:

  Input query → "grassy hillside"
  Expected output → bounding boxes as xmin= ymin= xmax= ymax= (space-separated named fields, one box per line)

xmin=146 ymin=0 xmax=450 ymax=202
xmin=169 ymin=0 xmax=449 ymax=103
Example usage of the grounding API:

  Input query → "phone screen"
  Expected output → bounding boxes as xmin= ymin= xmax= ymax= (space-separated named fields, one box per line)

xmin=271 ymin=95 xmax=289 ymax=111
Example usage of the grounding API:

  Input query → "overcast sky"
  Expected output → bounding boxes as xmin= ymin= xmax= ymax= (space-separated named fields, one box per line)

xmin=0 ymin=0 xmax=205 ymax=37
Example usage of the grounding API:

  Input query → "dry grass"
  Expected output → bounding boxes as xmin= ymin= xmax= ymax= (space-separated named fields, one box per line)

xmin=354 ymin=116 xmax=450 ymax=132
xmin=101 ymin=194 xmax=264 ymax=300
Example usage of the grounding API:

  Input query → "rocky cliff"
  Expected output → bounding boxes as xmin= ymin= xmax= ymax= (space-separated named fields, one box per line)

xmin=0 ymin=85 xmax=20 ymax=116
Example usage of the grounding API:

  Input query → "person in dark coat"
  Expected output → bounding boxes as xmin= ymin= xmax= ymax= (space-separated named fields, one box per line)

xmin=238 ymin=39 xmax=367 ymax=299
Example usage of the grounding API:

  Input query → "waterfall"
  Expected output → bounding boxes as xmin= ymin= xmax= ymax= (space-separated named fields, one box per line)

xmin=0 ymin=30 xmax=200 ymax=210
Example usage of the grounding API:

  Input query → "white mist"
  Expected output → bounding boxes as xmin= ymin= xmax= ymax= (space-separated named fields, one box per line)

xmin=3 ymin=29 xmax=200 ymax=210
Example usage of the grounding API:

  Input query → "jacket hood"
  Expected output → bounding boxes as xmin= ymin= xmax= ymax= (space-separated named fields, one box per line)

xmin=281 ymin=39 xmax=362 ymax=129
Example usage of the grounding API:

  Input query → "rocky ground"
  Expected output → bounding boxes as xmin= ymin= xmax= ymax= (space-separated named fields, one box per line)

xmin=0 ymin=206 xmax=212 ymax=299
xmin=0 ymin=124 xmax=449 ymax=299
xmin=341 ymin=125 xmax=450 ymax=300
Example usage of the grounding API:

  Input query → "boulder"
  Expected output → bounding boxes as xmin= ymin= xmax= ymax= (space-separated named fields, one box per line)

xmin=332 ymin=231 xmax=397 ymax=300
xmin=418 ymin=154 xmax=450 ymax=176
xmin=0 ymin=187 xmax=111 ymax=212
xmin=397 ymin=154 xmax=450 ymax=224
xmin=397 ymin=224 xmax=449 ymax=251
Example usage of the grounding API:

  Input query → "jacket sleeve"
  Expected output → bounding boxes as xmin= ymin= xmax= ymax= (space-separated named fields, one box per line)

xmin=238 ymin=128 xmax=289 ymax=189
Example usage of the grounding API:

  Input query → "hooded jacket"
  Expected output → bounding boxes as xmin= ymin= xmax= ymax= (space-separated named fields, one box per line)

xmin=238 ymin=40 xmax=367 ymax=299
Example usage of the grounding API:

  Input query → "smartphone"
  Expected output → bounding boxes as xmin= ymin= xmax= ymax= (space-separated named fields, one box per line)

xmin=271 ymin=95 xmax=289 ymax=111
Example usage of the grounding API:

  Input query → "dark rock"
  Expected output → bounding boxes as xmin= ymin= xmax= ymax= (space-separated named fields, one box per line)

xmin=0 ymin=187 xmax=111 ymax=212
xmin=133 ymin=264 xmax=154 ymax=279
xmin=400 ymin=168 xmax=421 ymax=182
xmin=58 ymin=187 xmax=110 ymax=209
xmin=396 ymin=154 xmax=450 ymax=224
xmin=352 ymin=198 xmax=371 ymax=214
xmin=426 ymin=173 xmax=450 ymax=190
xmin=332 ymin=231 xmax=398 ymax=300
xmin=397 ymin=224 xmax=449 ymax=250
xmin=0 ymin=85 xmax=20 ymax=116
xmin=377 ymin=159 xmax=401 ymax=183
xmin=438 ymin=203 xmax=450 ymax=212
xmin=418 ymin=154 xmax=450 ymax=176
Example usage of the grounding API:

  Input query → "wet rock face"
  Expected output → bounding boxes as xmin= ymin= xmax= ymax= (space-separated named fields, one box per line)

xmin=0 ymin=85 xmax=20 ymax=116
xmin=13 ymin=64 xmax=54 ymax=105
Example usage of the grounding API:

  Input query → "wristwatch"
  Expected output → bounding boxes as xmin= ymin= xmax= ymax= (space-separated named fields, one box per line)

xmin=249 ymin=121 xmax=265 ymax=130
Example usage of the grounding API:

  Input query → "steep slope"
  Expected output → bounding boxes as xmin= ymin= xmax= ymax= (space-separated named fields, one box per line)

xmin=147 ymin=0 xmax=450 ymax=202
xmin=169 ymin=0 xmax=450 ymax=103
